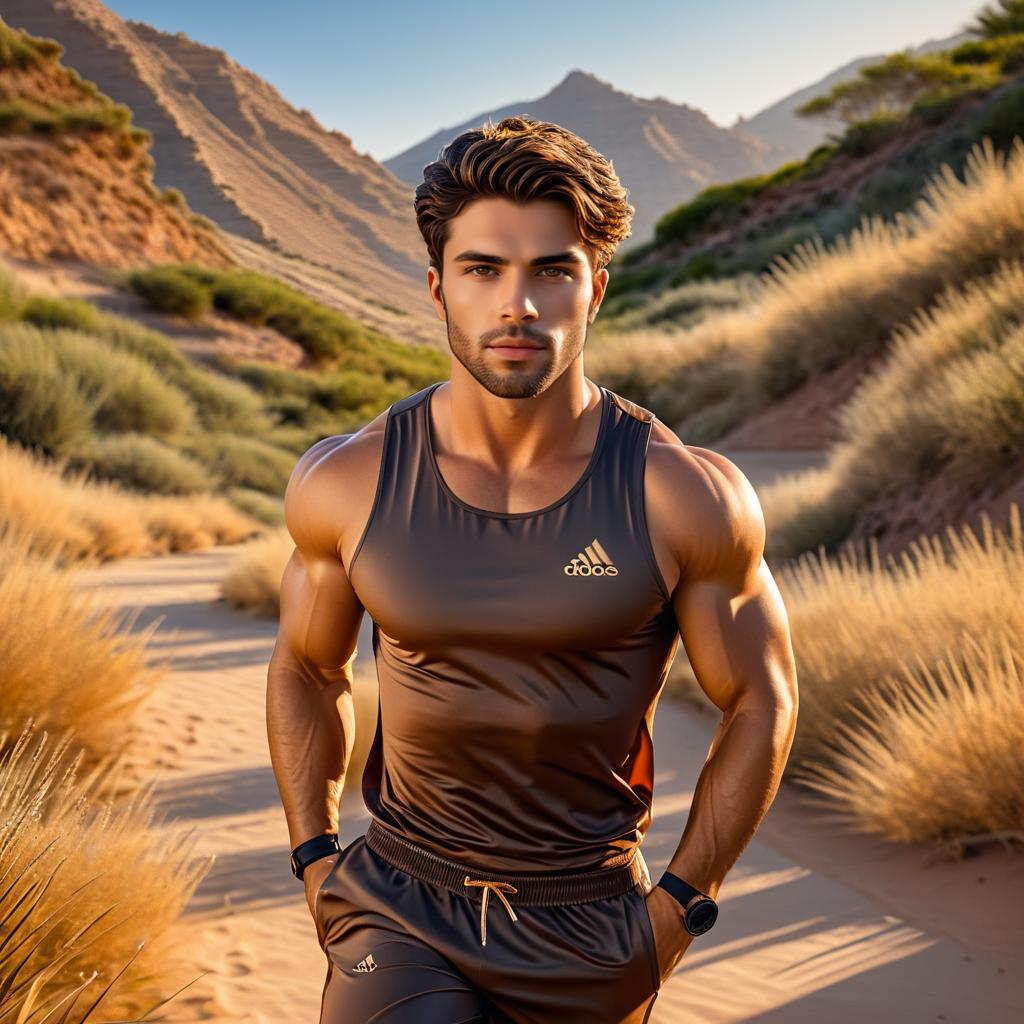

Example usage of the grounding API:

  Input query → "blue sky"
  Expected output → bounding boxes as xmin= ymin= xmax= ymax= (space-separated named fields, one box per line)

xmin=105 ymin=0 xmax=985 ymax=163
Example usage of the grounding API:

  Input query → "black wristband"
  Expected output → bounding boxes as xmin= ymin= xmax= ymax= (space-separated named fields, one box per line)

xmin=290 ymin=832 xmax=341 ymax=880
xmin=656 ymin=870 xmax=719 ymax=935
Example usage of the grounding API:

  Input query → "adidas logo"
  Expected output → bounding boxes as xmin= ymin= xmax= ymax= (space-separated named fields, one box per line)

xmin=564 ymin=537 xmax=619 ymax=577
xmin=353 ymin=953 xmax=377 ymax=973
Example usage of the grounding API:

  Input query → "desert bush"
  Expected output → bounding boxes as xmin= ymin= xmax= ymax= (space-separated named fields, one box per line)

xmin=220 ymin=525 xmax=293 ymax=618
xmin=0 ymin=528 xmax=167 ymax=773
xmin=791 ymin=628 xmax=1024 ymax=858
xmin=0 ymin=333 xmax=98 ymax=455
xmin=762 ymin=257 xmax=1024 ymax=559
xmin=227 ymin=486 xmax=285 ymax=527
xmin=0 ymin=324 xmax=195 ymax=443
xmin=0 ymin=722 xmax=209 ymax=1021
xmin=127 ymin=266 xmax=212 ymax=321
xmin=779 ymin=505 xmax=1022 ymax=769
xmin=183 ymin=432 xmax=296 ymax=494
xmin=20 ymin=294 xmax=104 ymax=333
xmin=0 ymin=435 xmax=260 ymax=563
xmin=69 ymin=433 xmax=212 ymax=495
xmin=172 ymin=363 xmax=270 ymax=433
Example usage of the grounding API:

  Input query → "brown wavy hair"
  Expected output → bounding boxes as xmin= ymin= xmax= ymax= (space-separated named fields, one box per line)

xmin=414 ymin=115 xmax=635 ymax=277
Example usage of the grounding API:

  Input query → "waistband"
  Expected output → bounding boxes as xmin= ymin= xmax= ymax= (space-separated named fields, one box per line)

xmin=365 ymin=817 xmax=647 ymax=906
xmin=364 ymin=818 xmax=649 ymax=947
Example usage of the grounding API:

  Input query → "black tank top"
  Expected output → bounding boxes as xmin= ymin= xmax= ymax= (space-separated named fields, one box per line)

xmin=348 ymin=380 xmax=681 ymax=874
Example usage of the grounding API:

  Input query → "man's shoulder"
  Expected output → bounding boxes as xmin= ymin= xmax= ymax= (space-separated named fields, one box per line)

xmin=283 ymin=407 xmax=390 ymax=555
xmin=645 ymin=419 xmax=765 ymax=577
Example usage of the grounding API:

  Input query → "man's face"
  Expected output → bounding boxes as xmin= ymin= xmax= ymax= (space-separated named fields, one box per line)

xmin=426 ymin=197 xmax=609 ymax=399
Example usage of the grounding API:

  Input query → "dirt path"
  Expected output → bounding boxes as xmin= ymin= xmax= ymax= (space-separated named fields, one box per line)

xmin=72 ymin=450 xmax=1022 ymax=1022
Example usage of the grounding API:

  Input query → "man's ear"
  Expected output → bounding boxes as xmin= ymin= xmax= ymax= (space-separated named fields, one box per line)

xmin=427 ymin=265 xmax=446 ymax=321
xmin=589 ymin=267 xmax=609 ymax=322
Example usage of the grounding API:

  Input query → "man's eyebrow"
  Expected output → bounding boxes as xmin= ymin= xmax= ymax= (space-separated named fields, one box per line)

xmin=452 ymin=250 xmax=588 ymax=267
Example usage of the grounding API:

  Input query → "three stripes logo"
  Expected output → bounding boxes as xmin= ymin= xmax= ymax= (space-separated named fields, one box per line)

xmin=564 ymin=537 xmax=619 ymax=577
xmin=352 ymin=953 xmax=377 ymax=973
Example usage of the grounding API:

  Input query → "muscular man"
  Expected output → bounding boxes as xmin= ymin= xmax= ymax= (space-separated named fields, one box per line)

xmin=267 ymin=115 xmax=799 ymax=1024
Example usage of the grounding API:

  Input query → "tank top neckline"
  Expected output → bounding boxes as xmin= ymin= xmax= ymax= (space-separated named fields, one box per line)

xmin=422 ymin=380 xmax=612 ymax=521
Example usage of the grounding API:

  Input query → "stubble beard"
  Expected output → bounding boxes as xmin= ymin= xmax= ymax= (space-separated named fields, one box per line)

xmin=440 ymin=291 xmax=589 ymax=400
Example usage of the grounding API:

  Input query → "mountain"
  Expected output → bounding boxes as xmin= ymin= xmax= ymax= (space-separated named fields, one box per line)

xmin=2 ymin=0 xmax=441 ymax=348
xmin=384 ymin=69 xmax=789 ymax=253
xmin=734 ymin=30 xmax=979 ymax=161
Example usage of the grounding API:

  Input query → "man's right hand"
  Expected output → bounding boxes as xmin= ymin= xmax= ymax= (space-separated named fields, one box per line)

xmin=303 ymin=852 xmax=341 ymax=919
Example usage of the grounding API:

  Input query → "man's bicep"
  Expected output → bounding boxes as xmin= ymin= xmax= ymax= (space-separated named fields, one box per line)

xmin=673 ymin=562 xmax=794 ymax=714
xmin=277 ymin=442 xmax=365 ymax=679
xmin=668 ymin=447 xmax=796 ymax=714
xmin=277 ymin=545 xmax=364 ymax=678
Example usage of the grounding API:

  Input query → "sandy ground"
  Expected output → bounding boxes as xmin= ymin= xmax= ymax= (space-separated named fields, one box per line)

xmin=70 ymin=448 xmax=1023 ymax=1022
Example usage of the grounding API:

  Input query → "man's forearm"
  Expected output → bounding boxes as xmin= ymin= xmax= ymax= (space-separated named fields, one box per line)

xmin=664 ymin=694 xmax=797 ymax=901
xmin=266 ymin=649 xmax=356 ymax=849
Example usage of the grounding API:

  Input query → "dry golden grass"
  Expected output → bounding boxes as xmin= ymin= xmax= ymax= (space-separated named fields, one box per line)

xmin=0 ymin=723 xmax=210 ymax=1022
xmin=669 ymin=504 xmax=1024 ymax=852
xmin=762 ymin=256 xmax=1024 ymax=560
xmin=0 ymin=529 xmax=166 ymax=774
xmin=780 ymin=503 xmax=1023 ymax=769
xmin=220 ymin=525 xmax=292 ymax=618
xmin=791 ymin=629 xmax=1024 ymax=860
xmin=0 ymin=435 xmax=262 ymax=565
xmin=588 ymin=136 xmax=1024 ymax=446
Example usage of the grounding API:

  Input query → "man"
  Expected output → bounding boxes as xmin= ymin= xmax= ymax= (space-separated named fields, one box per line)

xmin=267 ymin=115 xmax=798 ymax=1024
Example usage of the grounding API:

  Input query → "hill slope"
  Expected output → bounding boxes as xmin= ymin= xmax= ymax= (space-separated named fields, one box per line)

xmin=0 ymin=16 xmax=230 ymax=268
xmin=3 ymin=0 xmax=441 ymax=346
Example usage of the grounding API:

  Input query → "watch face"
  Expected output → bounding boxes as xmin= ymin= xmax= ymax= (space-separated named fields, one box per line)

xmin=687 ymin=898 xmax=718 ymax=935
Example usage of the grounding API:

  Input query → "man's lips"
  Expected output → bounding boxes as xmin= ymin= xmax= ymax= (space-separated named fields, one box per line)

xmin=487 ymin=338 xmax=544 ymax=350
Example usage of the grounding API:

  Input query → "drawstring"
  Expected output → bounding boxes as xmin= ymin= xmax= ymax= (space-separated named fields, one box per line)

xmin=463 ymin=875 xmax=519 ymax=946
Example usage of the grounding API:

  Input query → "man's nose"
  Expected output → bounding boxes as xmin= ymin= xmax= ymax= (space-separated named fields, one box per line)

xmin=499 ymin=275 xmax=539 ymax=320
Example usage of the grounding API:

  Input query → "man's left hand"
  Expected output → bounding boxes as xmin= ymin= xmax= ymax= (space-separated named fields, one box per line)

xmin=644 ymin=884 xmax=695 ymax=986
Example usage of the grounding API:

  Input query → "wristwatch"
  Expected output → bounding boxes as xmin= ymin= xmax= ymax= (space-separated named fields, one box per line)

xmin=290 ymin=832 xmax=341 ymax=880
xmin=656 ymin=870 xmax=718 ymax=935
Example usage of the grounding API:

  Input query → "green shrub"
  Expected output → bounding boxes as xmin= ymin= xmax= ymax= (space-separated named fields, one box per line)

xmin=0 ymin=334 xmax=96 ymax=455
xmin=184 ymin=433 xmax=296 ymax=494
xmin=173 ymin=364 xmax=269 ymax=433
xmin=603 ymin=264 xmax=669 ymax=301
xmin=949 ymin=32 xmax=1024 ymax=69
xmin=0 ymin=18 xmax=61 ymax=70
xmin=227 ymin=359 xmax=318 ymax=399
xmin=127 ymin=266 xmax=212 ymax=321
xmin=39 ymin=328 xmax=195 ymax=437
xmin=837 ymin=111 xmax=904 ymax=156
xmin=976 ymin=77 xmax=1024 ymax=152
xmin=20 ymin=295 xmax=103 ymax=333
xmin=94 ymin=312 xmax=190 ymax=371
xmin=227 ymin=486 xmax=286 ymax=526
xmin=69 ymin=432 xmax=212 ymax=494
xmin=0 ymin=266 xmax=23 ymax=321
xmin=655 ymin=180 xmax=758 ymax=247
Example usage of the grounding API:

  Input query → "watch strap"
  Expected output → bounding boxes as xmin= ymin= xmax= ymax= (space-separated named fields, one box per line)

xmin=290 ymin=832 xmax=341 ymax=880
xmin=656 ymin=870 xmax=705 ymax=909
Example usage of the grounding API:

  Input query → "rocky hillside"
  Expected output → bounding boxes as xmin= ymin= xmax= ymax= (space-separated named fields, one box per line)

xmin=3 ymin=0 xmax=440 ymax=348
xmin=385 ymin=69 xmax=790 ymax=252
xmin=0 ymin=16 xmax=230 ymax=268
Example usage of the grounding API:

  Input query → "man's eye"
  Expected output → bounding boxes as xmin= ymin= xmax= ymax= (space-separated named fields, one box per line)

xmin=467 ymin=266 xmax=571 ymax=277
